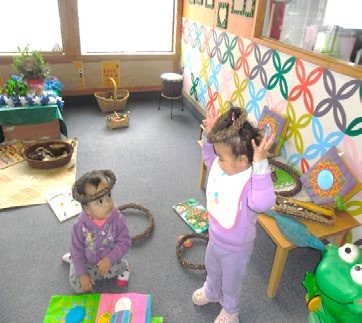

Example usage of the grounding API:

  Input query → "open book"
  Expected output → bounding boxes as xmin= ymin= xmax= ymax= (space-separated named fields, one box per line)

xmin=45 ymin=187 xmax=82 ymax=222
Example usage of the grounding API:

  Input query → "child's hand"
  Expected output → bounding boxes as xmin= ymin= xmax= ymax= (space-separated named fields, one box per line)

xmin=80 ymin=273 xmax=94 ymax=292
xmin=252 ymin=133 xmax=276 ymax=162
xmin=97 ymin=256 xmax=111 ymax=277
xmin=202 ymin=106 xmax=219 ymax=134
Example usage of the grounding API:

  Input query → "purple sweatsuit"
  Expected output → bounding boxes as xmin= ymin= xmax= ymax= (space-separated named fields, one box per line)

xmin=202 ymin=138 xmax=276 ymax=313
xmin=70 ymin=207 xmax=131 ymax=277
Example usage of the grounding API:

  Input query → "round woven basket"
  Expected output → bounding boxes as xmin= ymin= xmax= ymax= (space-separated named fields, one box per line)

xmin=23 ymin=140 xmax=75 ymax=169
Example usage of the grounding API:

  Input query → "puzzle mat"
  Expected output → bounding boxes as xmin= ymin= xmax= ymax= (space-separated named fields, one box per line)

xmin=0 ymin=141 xmax=27 ymax=169
xmin=0 ymin=139 xmax=77 ymax=210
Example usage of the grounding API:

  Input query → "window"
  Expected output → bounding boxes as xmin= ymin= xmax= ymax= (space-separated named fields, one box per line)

xmin=262 ymin=0 xmax=361 ymax=64
xmin=78 ymin=0 xmax=176 ymax=54
xmin=253 ymin=0 xmax=362 ymax=79
xmin=0 ymin=0 xmax=62 ymax=53
xmin=0 ymin=0 xmax=178 ymax=57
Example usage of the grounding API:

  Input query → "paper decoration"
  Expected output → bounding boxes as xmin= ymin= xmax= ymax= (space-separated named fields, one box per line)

xmin=45 ymin=187 xmax=82 ymax=222
xmin=300 ymin=146 xmax=362 ymax=207
xmin=102 ymin=61 xmax=120 ymax=88
xmin=217 ymin=3 xmax=229 ymax=29
xmin=258 ymin=106 xmax=289 ymax=156
xmin=73 ymin=61 xmax=85 ymax=88
xmin=173 ymin=198 xmax=209 ymax=233
xmin=43 ymin=293 xmax=152 ymax=323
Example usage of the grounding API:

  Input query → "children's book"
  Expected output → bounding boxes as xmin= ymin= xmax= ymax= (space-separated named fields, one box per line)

xmin=45 ymin=187 xmax=82 ymax=222
xmin=43 ymin=293 xmax=153 ymax=323
xmin=300 ymin=146 xmax=362 ymax=207
xmin=172 ymin=198 xmax=209 ymax=233
xmin=258 ymin=106 xmax=289 ymax=156
xmin=43 ymin=294 xmax=100 ymax=323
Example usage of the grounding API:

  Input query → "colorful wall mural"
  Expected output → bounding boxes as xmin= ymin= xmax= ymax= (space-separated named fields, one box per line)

xmin=181 ymin=18 xmax=362 ymax=241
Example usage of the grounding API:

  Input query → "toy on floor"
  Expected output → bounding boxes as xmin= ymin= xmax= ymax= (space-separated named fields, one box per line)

xmin=173 ymin=198 xmax=209 ymax=233
xmin=176 ymin=233 xmax=209 ymax=270
xmin=118 ymin=203 xmax=154 ymax=243
xmin=303 ymin=243 xmax=362 ymax=323
xmin=43 ymin=293 xmax=154 ymax=323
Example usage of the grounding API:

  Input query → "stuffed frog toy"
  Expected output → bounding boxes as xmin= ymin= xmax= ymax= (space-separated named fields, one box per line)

xmin=303 ymin=243 xmax=362 ymax=323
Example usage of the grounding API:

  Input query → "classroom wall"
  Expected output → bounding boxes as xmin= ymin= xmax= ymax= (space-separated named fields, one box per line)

xmin=182 ymin=1 xmax=362 ymax=241
xmin=0 ymin=59 xmax=175 ymax=96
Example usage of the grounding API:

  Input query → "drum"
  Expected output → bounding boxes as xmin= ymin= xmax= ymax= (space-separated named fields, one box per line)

xmin=160 ymin=73 xmax=183 ymax=99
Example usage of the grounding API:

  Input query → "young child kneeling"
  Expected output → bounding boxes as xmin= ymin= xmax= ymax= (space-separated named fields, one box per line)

xmin=63 ymin=169 xmax=131 ymax=294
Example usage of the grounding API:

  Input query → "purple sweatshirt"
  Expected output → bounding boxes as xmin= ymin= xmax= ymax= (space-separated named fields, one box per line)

xmin=70 ymin=207 xmax=131 ymax=276
xmin=202 ymin=138 xmax=276 ymax=251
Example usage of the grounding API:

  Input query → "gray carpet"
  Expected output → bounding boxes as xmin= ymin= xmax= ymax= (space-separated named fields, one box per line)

xmin=0 ymin=96 xmax=321 ymax=322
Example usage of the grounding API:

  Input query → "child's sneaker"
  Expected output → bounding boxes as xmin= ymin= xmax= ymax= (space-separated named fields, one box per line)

xmin=214 ymin=308 xmax=239 ymax=323
xmin=116 ymin=260 xmax=130 ymax=288
xmin=62 ymin=252 xmax=72 ymax=264
xmin=192 ymin=287 xmax=218 ymax=306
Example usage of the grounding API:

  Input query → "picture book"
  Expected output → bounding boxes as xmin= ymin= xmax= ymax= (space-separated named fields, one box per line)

xmin=45 ymin=187 xmax=82 ymax=222
xmin=43 ymin=294 xmax=100 ymax=323
xmin=172 ymin=198 xmax=209 ymax=233
xmin=300 ymin=146 xmax=362 ymax=207
xmin=258 ymin=106 xmax=289 ymax=156
xmin=43 ymin=293 xmax=153 ymax=323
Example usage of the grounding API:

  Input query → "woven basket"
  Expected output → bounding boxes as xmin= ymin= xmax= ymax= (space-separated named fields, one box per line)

xmin=94 ymin=77 xmax=129 ymax=112
xmin=23 ymin=140 xmax=75 ymax=169
xmin=106 ymin=111 xmax=130 ymax=129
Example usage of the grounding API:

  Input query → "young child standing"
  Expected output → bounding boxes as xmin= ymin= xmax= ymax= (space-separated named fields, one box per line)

xmin=63 ymin=169 xmax=131 ymax=294
xmin=192 ymin=107 xmax=276 ymax=323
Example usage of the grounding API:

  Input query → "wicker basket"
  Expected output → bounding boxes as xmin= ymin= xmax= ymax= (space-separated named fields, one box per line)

xmin=23 ymin=140 xmax=75 ymax=169
xmin=106 ymin=111 xmax=130 ymax=129
xmin=94 ymin=77 xmax=129 ymax=112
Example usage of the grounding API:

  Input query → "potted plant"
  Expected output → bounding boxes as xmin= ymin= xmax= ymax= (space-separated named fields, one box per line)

xmin=0 ymin=75 xmax=28 ymax=107
xmin=12 ymin=45 xmax=50 ymax=95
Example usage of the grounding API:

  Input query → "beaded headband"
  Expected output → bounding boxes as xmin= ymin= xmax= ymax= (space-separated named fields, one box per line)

xmin=72 ymin=169 xmax=116 ymax=204
xmin=207 ymin=108 xmax=248 ymax=143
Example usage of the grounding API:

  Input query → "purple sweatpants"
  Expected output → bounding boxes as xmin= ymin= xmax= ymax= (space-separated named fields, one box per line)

xmin=204 ymin=238 xmax=254 ymax=313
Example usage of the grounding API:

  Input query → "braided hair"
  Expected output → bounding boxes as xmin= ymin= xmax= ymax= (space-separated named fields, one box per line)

xmin=207 ymin=107 xmax=261 ymax=164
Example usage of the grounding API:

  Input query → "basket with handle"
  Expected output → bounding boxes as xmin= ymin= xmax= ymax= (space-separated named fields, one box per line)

xmin=94 ymin=77 xmax=129 ymax=112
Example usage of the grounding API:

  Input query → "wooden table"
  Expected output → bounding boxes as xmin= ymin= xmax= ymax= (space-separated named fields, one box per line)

xmin=0 ymin=104 xmax=67 ymax=142
xmin=257 ymin=210 xmax=360 ymax=298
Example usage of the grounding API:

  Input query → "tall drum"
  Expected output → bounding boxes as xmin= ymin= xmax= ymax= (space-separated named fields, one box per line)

xmin=160 ymin=73 xmax=183 ymax=99
xmin=158 ymin=72 xmax=184 ymax=119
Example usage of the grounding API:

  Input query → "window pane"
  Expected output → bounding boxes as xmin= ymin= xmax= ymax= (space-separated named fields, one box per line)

xmin=78 ymin=0 xmax=176 ymax=54
xmin=0 ymin=0 xmax=62 ymax=53
xmin=262 ymin=0 xmax=362 ymax=63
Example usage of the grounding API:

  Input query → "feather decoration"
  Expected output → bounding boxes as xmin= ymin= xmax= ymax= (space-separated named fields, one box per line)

xmin=264 ymin=210 xmax=326 ymax=251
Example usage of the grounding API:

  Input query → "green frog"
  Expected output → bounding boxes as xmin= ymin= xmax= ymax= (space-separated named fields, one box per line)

xmin=303 ymin=243 xmax=362 ymax=323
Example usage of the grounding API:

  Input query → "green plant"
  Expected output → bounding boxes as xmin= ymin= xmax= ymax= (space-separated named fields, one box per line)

xmin=0 ymin=75 xmax=28 ymax=97
xmin=12 ymin=45 xmax=49 ymax=80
